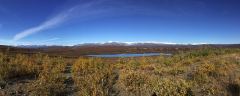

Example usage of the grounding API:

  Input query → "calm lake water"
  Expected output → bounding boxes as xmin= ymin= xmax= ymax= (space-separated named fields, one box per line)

xmin=87 ymin=53 xmax=171 ymax=58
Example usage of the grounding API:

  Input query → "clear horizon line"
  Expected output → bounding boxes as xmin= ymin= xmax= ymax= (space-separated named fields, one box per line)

xmin=1 ymin=41 xmax=240 ymax=47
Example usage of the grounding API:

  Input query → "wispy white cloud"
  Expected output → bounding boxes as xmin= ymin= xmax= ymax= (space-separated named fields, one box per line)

xmin=13 ymin=0 xmax=109 ymax=41
xmin=13 ymin=0 xmax=168 ymax=41
xmin=13 ymin=12 xmax=68 ymax=41
xmin=14 ymin=0 xmax=167 ymax=41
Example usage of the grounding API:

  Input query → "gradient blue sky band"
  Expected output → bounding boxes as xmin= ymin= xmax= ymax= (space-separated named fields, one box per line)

xmin=0 ymin=0 xmax=240 ymax=45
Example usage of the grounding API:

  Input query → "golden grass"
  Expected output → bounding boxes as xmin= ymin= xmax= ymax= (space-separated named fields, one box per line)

xmin=72 ymin=58 xmax=116 ymax=96
xmin=0 ymin=48 xmax=240 ymax=96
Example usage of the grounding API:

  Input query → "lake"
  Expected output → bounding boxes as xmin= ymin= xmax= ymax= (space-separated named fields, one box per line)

xmin=87 ymin=53 xmax=171 ymax=58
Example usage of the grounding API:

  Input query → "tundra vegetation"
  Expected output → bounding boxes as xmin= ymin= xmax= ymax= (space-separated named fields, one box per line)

xmin=0 ymin=48 xmax=240 ymax=96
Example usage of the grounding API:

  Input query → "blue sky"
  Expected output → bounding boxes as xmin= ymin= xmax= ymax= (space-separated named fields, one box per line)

xmin=0 ymin=0 xmax=240 ymax=45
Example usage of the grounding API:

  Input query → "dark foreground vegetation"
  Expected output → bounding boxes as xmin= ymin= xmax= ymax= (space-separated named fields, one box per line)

xmin=0 ymin=47 xmax=240 ymax=96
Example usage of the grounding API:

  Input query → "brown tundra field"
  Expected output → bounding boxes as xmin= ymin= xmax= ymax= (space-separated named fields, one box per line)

xmin=0 ymin=45 xmax=239 ymax=96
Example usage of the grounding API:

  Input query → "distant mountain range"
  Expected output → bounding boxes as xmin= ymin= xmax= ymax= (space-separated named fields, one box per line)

xmin=15 ymin=42 xmax=207 ymax=48
xmin=1 ymin=42 xmax=240 ymax=57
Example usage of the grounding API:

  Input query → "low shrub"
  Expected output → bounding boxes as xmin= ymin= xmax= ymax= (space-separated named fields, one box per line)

xmin=150 ymin=78 xmax=192 ymax=96
xmin=27 ymin=55 xmax=67 ymax=96
xmin=0 ymin=53 xmax=39 ymax=80
xmin=72 ymin=58 xmax=116 ymax=96
xmin=119 ymin=72 xmax=150 ymax=96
